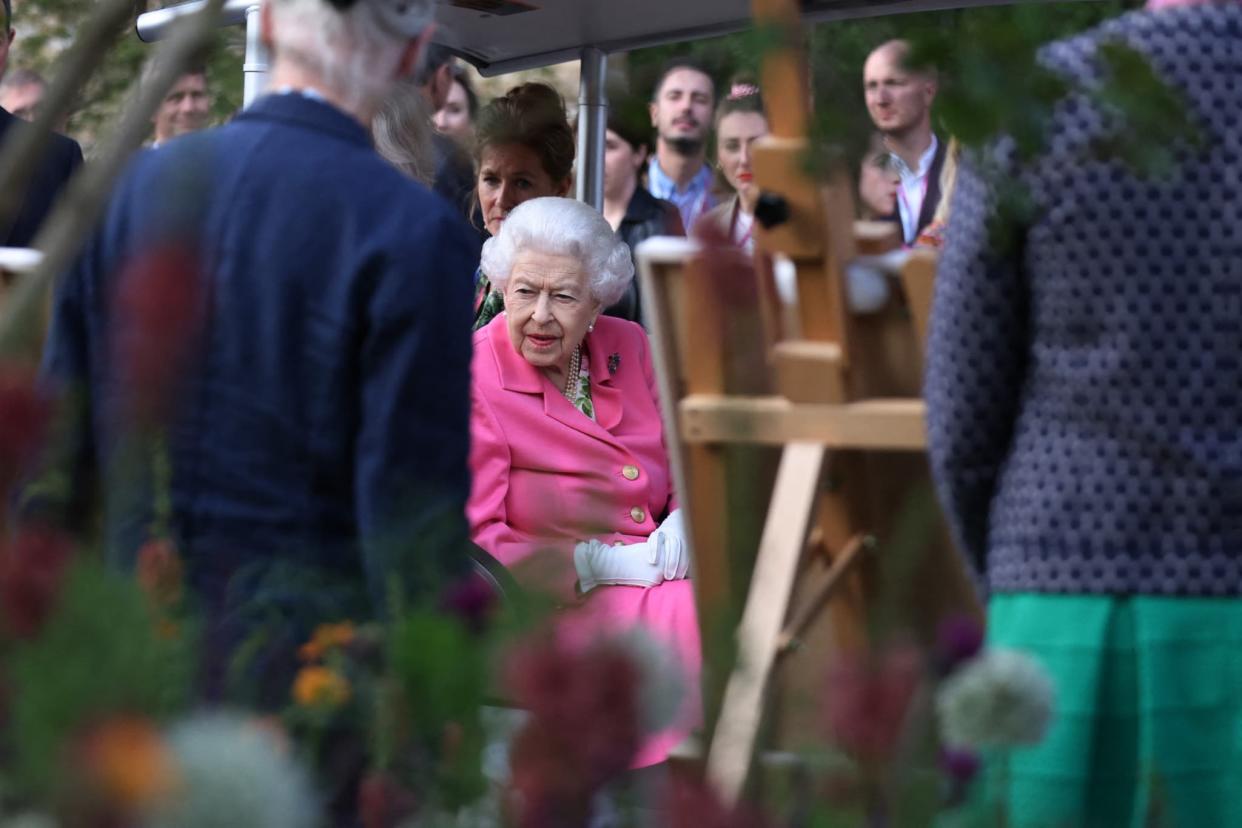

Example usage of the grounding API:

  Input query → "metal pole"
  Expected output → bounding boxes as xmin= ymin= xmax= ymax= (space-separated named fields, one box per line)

xmin=575 ymin=47 xmax=607 ymax=211
xmin=243 ymin=3 xmax=269 ymax=106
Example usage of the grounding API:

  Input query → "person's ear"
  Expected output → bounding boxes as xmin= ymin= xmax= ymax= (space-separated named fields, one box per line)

xmin=648 ymin=100 xmax=658 ymax=129
xmin=395 ymin=24 xmax=437 ymax=80
xmin=259 ymin=3 xmax=275 ymax=51
xmin=555 ymin=176 xmax=572 ymax=197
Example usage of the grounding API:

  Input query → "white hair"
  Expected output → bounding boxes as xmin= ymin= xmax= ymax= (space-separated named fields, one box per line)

xmin=264 ymin=0 xmax=434 ymax=114
xmin=480 ymin=197 xmax=634 ymax=308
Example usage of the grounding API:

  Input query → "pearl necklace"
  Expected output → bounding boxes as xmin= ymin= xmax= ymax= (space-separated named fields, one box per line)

xmin=562 ymin=346 xmax=582 ymax=401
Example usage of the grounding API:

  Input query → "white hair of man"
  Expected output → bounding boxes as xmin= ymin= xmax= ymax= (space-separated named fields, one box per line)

xmin=264 ymin=0 xmax=434 ymax=116
xmin=480 ymin=197 xmax=634 ymax=308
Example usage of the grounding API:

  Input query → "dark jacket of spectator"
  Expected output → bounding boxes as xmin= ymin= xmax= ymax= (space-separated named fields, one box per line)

xmin=0 ymin=106 xmax=83 ymax=247
xmin=606 ymin=187 xmax=684 ymax=324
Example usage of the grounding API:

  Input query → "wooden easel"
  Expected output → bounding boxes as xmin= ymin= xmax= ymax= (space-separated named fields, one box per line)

xmin=636 ymin=0 xmax=978 ymax=806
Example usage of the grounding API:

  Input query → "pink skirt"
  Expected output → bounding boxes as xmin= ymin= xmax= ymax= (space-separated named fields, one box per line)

xmin=564 ymin=578 xmax=702 ymax=768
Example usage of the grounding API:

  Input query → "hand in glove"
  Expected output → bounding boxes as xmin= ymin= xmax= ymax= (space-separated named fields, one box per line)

xmin=574 ymin=539 xmax=663 ymax=594
xmin=648 ymin=508 xmax=691 ymax=581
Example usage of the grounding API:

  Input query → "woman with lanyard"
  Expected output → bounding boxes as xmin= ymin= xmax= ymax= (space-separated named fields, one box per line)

xmin=703 ymin=79 xmax=769 ymax=254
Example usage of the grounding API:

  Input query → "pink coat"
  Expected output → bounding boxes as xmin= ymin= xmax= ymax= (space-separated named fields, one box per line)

xmin=468 ymin=314 xmax=701 ymax=767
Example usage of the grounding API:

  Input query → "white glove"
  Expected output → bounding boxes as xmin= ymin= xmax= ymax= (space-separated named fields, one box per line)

xmin=573 ymin=539 xmax=664 ymax=593
xmin=648 ymin=509 xmax=691 ymax=581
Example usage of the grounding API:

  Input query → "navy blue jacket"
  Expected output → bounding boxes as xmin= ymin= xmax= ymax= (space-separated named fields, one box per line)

xmin=927 ymin=5 xmax=1242 ymax=596
xmin=0 ymin=107 xmax=84 ymax=247
xmin=40 ymin=93 xmax=477 ymax=609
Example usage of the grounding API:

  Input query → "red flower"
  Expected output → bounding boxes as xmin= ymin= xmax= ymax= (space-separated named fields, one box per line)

xmin=0 ymin=525 xmax=74 ymax=639
xmin=111 ymin=241 xmax=204 ymax=425
xmin=824 ymin=643 xmax=924 ymax=763
xmin=668 ymin=776 xmax=777 ymax=828
xmin=504 ymin=633 xmax=642 ymax=828
xmin=438 ymin=573 xmax=497 ymax=634
xmin=0 ymin=361 xmax=49 ymax=493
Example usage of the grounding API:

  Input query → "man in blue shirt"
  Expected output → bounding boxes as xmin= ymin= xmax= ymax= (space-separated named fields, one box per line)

xmin=38 ymin=0 xmax=477 ymax=699
xmin=646 ymin=59 xmax=717 ymax=234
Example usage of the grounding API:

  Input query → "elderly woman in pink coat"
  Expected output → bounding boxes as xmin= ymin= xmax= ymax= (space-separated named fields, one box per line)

xmin=468 ymin=197 xmax=699 ymax=770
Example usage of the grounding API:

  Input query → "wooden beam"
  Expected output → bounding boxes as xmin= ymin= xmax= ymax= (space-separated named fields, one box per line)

xmin=680 ymin=395 xmax=927 ymax=450
xmin=706 ymin=442 xmax=826 ymax=805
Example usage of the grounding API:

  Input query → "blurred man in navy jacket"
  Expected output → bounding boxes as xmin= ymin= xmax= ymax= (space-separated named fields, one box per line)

xmin=38 ymin=0 xmax=478 ymax=700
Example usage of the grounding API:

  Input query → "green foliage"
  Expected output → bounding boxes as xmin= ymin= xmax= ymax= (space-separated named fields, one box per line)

xmin=627 ymin=1 xmax=1143 ymax=170
xmin=6 ymin=557 xmax=194 ymax=799
xmin=384 ymin=609 xmax=489 ymax=805
xmin=1089 ymin=40 xmax=1204 ymax=176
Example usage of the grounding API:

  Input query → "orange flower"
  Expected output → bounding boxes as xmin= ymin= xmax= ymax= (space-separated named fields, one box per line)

xmin=136 ymin=538 xmax=183 ymax=609
xmin=77 ymin=717 xmax=177 ymax=811
xmin=297 ymin=621 xmax=355 ymax=662
xmin=292 ymin=665 xmax=351 ymax=709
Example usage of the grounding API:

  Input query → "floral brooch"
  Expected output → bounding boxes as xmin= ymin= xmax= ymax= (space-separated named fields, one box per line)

xmin=607 ymin=353 xmax=620 ymax=375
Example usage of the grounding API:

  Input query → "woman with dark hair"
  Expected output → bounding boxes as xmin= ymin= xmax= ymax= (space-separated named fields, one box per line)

xmin=702 ymin=79 xmax=770 ymax=254
xmin=471 ymin=82 xmax=574 ymax=329
xmin=433 ymin=64 xmax=478 ymax=144
xmin=600 ymin=99 xmax=684 ymax=324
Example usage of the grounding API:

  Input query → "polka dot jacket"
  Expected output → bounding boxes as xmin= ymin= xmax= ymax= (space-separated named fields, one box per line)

xmin=926 ymin=3 xmax=1242 ymax=596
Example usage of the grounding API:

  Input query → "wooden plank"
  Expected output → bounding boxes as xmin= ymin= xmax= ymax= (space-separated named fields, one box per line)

xmin=684 ymin=246 xmax=725 ymax=396
xmin=685 ymin=444 xmax=733 ymax=636
xmin=899 ymin=248 xmax=939 ymax=361
xmin=773 ymin=340 xmax=846 ymax=404
xmin=680 ymin=395 xmax=927 ymax=449
xmin=752 ymin=0 xmax=809 ymax=140
xmin=776 ymin=533 xmax=870 ymax=654
xmin=706 ymin=442 xmax=826 ymax=805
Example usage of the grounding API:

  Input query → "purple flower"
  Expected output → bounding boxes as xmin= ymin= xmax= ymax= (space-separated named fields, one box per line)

xmin=939 ymin=746 xmax=980 ymax=783
xmin=934 ymin=613 xmax=984 ymax=675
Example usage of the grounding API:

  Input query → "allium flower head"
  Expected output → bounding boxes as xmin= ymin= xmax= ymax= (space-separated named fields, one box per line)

xmin=934 ymin=612 xmax=985 ymax=675
xmin=0 ymin=525 xmax=74 ymax=640
xmin=936 ymin=648 xmax=1055 ymax=750
xmin=504 ymin=633 xmax=641 ymax=828
xmin=824 ymin=643 xmax=923 ymax=762
xmin=145 ymin=712 xmax=317 ymax=828
xmin=111 ymin=241 xmax=204 ymax=425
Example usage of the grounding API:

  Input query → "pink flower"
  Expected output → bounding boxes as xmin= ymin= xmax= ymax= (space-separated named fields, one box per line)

xmin=0 ymin=524 xmax=74 ymax=639
xmin=504 ymin=633 xmax=642 ymax=828
xmin=824 ymin=643 xmax=924 ymax=763
xmin=668 ymin=776 xmax=777 ymax=828
xmin=357 ymin=771 xmax=419 ymax=828
xmin=111 ymin=242 xmax=204 ymax=425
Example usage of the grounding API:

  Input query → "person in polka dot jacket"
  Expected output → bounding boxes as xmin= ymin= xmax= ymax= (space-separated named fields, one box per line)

xmin=926 ymin=0 xmax=1242 ymax=824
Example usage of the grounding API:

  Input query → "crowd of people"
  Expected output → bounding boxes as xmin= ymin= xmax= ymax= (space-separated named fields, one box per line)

xmin=2 ymin=0 xmax=1239 ymax=823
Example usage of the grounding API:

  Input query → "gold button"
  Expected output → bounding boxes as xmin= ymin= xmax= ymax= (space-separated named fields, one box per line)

xmin=630 ymin=506 xmax=646 ymax=523
xmin=622 ymin=465 xmax=639 ymax=481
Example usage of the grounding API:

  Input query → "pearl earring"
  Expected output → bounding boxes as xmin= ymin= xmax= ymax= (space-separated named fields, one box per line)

xmin=588 ymin=320 xmax=596 ymax=332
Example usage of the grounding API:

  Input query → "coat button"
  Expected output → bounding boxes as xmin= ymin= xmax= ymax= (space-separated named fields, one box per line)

xmin=622 ymin=465 xmax=640 ymax=481
xmin=630 ymin=506 xmax=646 ymax=523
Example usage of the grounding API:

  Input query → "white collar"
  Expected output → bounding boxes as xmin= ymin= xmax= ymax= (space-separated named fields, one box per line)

xmin=891 ymin=133 xmax=939 ymax=180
